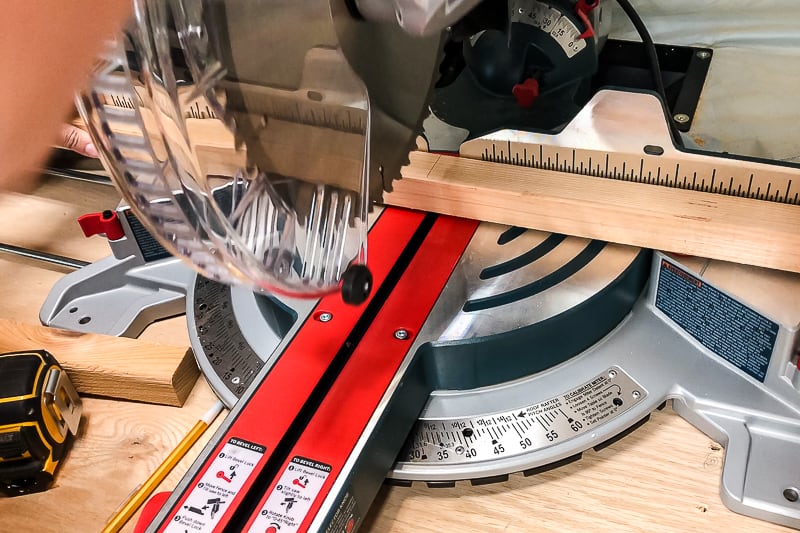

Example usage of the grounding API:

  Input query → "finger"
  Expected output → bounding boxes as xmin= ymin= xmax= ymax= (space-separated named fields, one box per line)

xmin=59 ymin=123 xmax=99 ymax=158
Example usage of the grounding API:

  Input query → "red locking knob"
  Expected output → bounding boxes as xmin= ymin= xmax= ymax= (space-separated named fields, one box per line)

xmin=78 ymin=210 xmax=125 ymax=241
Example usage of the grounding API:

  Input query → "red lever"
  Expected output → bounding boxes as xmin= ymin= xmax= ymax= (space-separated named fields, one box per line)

xmin=78 ymin=210 xmax=125 ymax=241
xmin=512 ymin=78 xmax=540 ymax=109
xmin=575 ymin=0 xmax=598 ymax=39
xmin=133 ymin=491 xmax=171 ymax=533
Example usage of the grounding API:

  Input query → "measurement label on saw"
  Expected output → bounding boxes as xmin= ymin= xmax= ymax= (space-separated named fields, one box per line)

xmin=401 ymin=367 xmax=645 ymax=465
xmin=194 ymin=278 xmax=264 ymax=398
xmin=512 ymin=1 xmax=587 ymax=58
xmin=248 ymin=456 xmax=331 ymax=532
xmin=165 ymin=437 xmax=265 ymax=532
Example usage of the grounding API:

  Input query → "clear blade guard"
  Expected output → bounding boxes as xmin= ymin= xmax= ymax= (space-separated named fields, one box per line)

xmin=77 ymin=0 xmax=372 ymax=302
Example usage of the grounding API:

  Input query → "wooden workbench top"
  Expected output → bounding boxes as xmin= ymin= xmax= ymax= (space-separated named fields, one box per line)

xmin=0 ymin=174 xmax=791 ymax=532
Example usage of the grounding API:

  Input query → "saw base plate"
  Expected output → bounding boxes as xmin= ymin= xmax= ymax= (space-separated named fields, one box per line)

xmin=185 ymin=214 xmax=799 ymax=527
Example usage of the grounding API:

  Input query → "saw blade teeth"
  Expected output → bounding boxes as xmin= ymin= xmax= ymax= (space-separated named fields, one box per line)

xmin=364 ymin=34 xmax=448 ymax=204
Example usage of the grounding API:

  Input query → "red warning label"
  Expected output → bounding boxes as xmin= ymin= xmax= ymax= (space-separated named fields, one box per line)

xmin=164 ymin=437 xmax=265 ymax=532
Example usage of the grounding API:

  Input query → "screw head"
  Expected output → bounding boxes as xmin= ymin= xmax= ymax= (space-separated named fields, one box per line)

xmin=231 ymin=376 xmax=240 ymax=385
xmin=674 ymin=113 xmax=691 ymax=124
xmin=394 ymin=329 xmax=409 ymax=340
xmin=784 ymin=488 xmax=799 ymax=502
xmin=697 ymin=51 xmax=711 ymax=59
xmin=632 ymin=390 xmax=641 ymax=399
xmin=608 ymin=369 xmax=618 ymax=379
xmin=318 ymin=312 xmax=333 ymax=323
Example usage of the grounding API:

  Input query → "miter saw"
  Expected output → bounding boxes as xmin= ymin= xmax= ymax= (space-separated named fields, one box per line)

xmin=38 ymin=0 xmax=800 ymax=531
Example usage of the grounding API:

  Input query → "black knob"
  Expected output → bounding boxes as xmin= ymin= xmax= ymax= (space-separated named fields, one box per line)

xmin=341 ymin=264 xmax=372 ymax=305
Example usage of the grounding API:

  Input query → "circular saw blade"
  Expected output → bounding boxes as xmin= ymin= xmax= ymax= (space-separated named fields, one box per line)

xmin=334 ymin=5 xmax=446 ymax=201
xmin=212 ymin=0 xmax=445 ymax=203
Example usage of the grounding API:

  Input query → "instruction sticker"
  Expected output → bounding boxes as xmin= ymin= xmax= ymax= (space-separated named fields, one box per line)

xmin=165 ymin=437 xmax=265 ymax=532
xmin=655 ymin=259 xmax=778 ymax=382
xmin=248 ymin=456 xmax=331 ymax=532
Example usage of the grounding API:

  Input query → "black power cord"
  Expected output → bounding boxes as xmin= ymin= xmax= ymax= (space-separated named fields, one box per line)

xmin=614 ymin=0 xmax=683 ymax=146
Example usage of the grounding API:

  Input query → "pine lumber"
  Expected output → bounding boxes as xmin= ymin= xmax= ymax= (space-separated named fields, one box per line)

xmin=0 ymin=319 xmax=198 ymax=406
xmin=76 ymin=88 xmax=800 ymax=272
xmin=386 ymin=151 xmax=800 ymax=273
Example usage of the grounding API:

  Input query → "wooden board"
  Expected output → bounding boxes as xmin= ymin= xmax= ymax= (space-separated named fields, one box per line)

xmin=386 ymin=151 xmax=800 ymax=273
xmin=0 ymin=319 xmax=197 ymax=406
xmin=76 ymin=87 xmax=800 ymax=274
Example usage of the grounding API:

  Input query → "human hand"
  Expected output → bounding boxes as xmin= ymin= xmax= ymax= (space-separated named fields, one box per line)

xmin=59 ymin=123 xmax=99 ymax=158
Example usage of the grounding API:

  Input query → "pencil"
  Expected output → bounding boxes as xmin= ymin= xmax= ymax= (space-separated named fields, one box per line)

xmin=102 ymin=400 xmax=226 ymax=533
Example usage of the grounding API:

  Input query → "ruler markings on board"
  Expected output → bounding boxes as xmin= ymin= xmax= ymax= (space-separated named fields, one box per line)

xmin=471 ymin=139 xmax=800 ymax=205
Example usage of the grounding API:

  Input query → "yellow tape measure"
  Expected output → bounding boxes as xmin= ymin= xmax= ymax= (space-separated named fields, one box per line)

xmin=0 ymin=350 xmax=82 ymax=495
